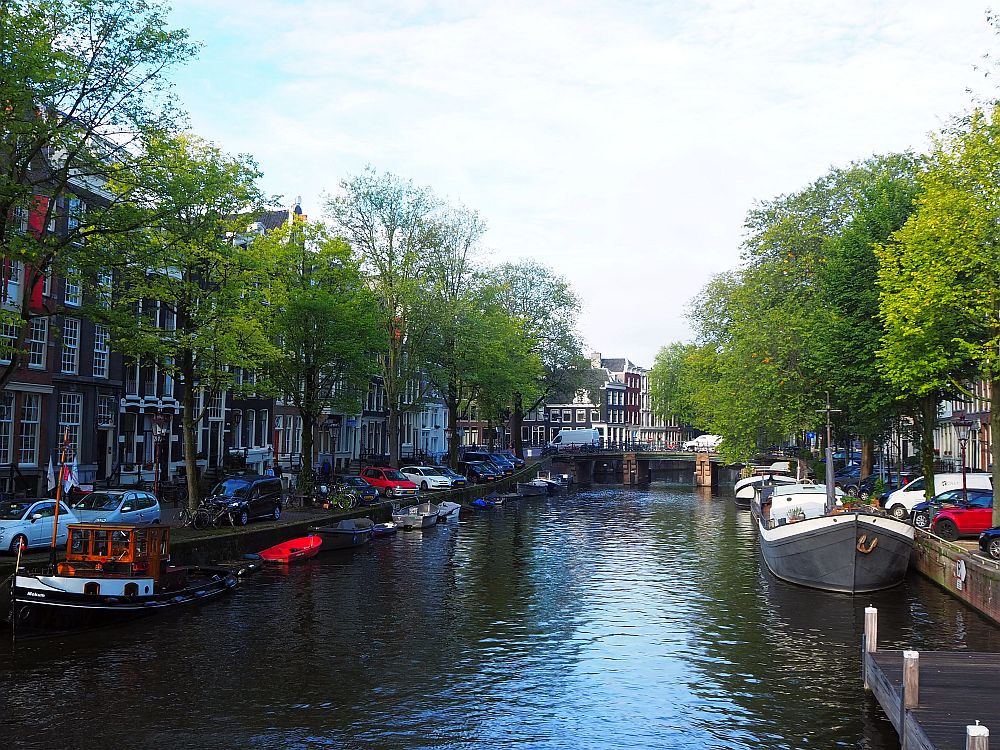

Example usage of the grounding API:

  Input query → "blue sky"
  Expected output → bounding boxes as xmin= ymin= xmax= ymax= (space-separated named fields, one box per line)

xmin=166 ymin=1 xmax=997 ymax=367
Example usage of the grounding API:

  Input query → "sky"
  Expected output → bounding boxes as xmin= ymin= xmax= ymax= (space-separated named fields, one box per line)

xmin=165 ymin=0 xmax=998 ymax=368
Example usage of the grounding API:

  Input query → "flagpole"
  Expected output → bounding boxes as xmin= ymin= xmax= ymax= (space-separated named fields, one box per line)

xmin=49 ymin=427 xmax=69 ymax=567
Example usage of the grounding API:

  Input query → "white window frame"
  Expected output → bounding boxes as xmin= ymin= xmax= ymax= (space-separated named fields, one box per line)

xmin=19 ymin=394 xmax=39 ymax=466
xmin=61 ymin=317 xmax=79 ymax=374
xmin=93 ymin=324 xmax=110 ymax=378
xmin=63 ymin=271 xmax=82 ymax=307
xmin=28 ymin=317 xmax=47 ymax=368
xmin=58 ymin=392 xmax=83 ymax=458
xmin=0 ymin=392 xmax=13 ymax=464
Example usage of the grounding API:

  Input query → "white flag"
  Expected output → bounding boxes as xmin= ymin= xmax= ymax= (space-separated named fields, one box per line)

xmin=46 ymin=457 xmax=56 ymax=492
xmin=63 ymin=458 xmax=79 ymax=493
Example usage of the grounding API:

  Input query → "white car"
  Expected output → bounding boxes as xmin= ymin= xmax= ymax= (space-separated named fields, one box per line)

xmin=0 ymin=499 xmax=78 ymax=554
xmin=683 ymin=434 xmax=723 ymax=452
xmin=400 ymin=466 xmax=453 ymax=491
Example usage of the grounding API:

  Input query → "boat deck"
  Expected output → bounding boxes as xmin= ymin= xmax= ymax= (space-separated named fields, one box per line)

xmin=864 ymin=648 xmax=1000 ymax=749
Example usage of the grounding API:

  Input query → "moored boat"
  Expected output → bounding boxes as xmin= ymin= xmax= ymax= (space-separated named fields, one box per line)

xmin=391 ymin=504 xmax=438 ymax=530
xmin=516 ymin=482 xmax=547 ymax=497
xmin=435 ymin=501 xmax=461 ymax=521
xmin=752 ymin=481 xmax=914 ymax=594
xmin=733 ymin=471 xmax=799 ymax=508
xmin=258 ymin=535 xmax=323 ymax=564
xmin=6 ymin=523 xmax=237 ymax=639
xmin=372 ymin=521 xmax=398 ymax=537
xmin=310 ymin=518 xmax=374 ymax=551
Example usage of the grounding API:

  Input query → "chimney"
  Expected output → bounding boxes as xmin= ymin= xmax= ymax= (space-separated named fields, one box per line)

xmin=590 ymin=351 xmax=602 ymax=369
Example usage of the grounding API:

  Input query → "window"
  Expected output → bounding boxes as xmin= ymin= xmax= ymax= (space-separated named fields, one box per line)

xmin=92 ymin=324 xmax=109 ymax=378
xmin=246 ymin=409 xmax=256 ymax=447
xmin=207 ymin=391 xmax=223 ymax=421
xmin=67 ymin=196 xmax=85 ymax=231
xmin=97 ymin=395 xmax=115 ymax=427
xmin=259 ymin=410 xmax=268 ymax=446
xmin=97 ymin=270 xmax=112 ymax=307
xmin=13 ymin=206 xmax=28 ymax=233
xmin=576 ymin=409 xmax=586 ymax=423
xmin=591 ymin=410 xmax=600 ymax=421
xmin=19 ymin=394 xmax=39 ymax=465
xmin=0 ymin=392 xmax=12 ymax=464
xmin=0 ymin=323 xmax=17 ymax=364
xmin=550 ymin=410 xmax=560 ymax=423
xmin=61 ymin=318 xmax=79 ymax=373
xmin=5 ymin=260 xmax=21 ymax=304
xmin=274 ymin=415 xmax=284 ymax=455
xmin=28 ymin=317 xmax=47 ymax=368
xmin=64 ymin=272 xmax=82 ymax=307
xmin=58 ymin=392 xmax=83 ymax=457
xmin=562 ymin=409 xmax=572 ymax=422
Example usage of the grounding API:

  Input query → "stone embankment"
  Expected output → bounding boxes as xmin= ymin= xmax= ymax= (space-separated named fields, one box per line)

xmin=912 ymin=530 xmax=1000 ymax=627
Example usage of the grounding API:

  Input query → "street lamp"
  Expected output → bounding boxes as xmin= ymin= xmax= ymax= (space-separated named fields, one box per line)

xmin=953 ymin=411 xmax=975 ymax=504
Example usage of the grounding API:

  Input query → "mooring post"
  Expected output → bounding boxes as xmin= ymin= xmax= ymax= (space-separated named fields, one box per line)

xmin=903 ymin=650 xmax=919 ymax=708
xmin=967 ymin=721 xmax=989 ymax=750
xmin=863 ymin=606 xmax=877 ymax=690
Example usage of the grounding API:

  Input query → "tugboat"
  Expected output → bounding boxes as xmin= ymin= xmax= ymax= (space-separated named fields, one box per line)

xmin=6 ymin=523 xmax=237 ymax=639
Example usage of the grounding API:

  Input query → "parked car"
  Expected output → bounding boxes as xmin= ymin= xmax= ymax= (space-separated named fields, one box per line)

xmin=431 ymin=466 xmax=468 ymax=488
xmin=832 ymin=464 xmax=863 ymax=489
xmin=459 ymin=460 xmax=499 ymax=483
xmin=978 ymin=527 xmax=1000 ymax=560
xmin=682 ymin=434 xmax=723 ymax=452
xmin=205 ymin=475 xmax=284 ymax=525
xmin=0 ymin=499 xmax=77 ymax=554
xmin=931 ymin=492 xmax=994 ymax=541
xmin=849 ymin=471 xmax=914 ymax=500
xmin=360 ymin=467 xmax=418 ymax=499
xmin=70 ymin=490 xmax=161 ymax=525
xmin=909 ymin=488 xmax=990 ymax=529
xmin=882 ymin=472 xmax=992 ymax=521
xmin=463 ymin=451 xmax=514 ymax=476
xmin=496 ymin=450 xmax=526 ymax=469
xmin=333 ymin=475 xmax=380 ymax=504
xmin=400 ymin=465 xmax=452 ymax=491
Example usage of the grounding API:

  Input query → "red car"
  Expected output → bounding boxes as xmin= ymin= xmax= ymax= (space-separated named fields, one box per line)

xmin=931 ymin=491 xmax=994 ymax=541
xmin=360 ymin=467 xmax=418 ymax=499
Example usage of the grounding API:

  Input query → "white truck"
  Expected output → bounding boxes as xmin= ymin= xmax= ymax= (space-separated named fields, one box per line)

xmin=683 ymin=434 xmax=723 ymax=452
xmin=547 ymin=428 xmax=601 ymax=450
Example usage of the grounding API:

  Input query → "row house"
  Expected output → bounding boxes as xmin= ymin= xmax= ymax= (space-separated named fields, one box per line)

xmin=2 ymin=196 xmax=124 ymax=496
xmin=937 ymin=383 xmax=993 ymax=473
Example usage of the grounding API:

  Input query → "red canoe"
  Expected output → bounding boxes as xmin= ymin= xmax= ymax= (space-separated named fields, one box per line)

xmin=258 ymin=535 xmax=323 ymax=564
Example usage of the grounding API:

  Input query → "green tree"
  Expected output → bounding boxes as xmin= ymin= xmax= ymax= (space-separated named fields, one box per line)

xmin=256 ymin=220 xmax=383 ymax=493
xmin=489 ymin=261 xmax=590 ymax=458
xmin=878 ymin=106 xmax=1000 ymax=517
xmin=325 ymin=167 xmax=439 ymax=466
xmin=0 ymin=0 xmax=195 ymax=388
xmin=100 ymin=134 xmax=271 ymax=513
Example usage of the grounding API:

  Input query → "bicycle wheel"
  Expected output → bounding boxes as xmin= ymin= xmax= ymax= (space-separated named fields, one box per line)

xmin=344 ymin=492 xmax=358 ymax=510
xmin=192 ymin=509 xmax=211 ymax=530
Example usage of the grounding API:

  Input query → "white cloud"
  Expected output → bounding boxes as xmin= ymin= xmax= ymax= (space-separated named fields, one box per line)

xmin=169 ymin=0 xmax=998 ymax=365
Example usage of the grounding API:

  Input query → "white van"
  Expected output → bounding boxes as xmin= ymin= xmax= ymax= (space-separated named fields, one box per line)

xmin=683 ymin=434 xmax=723 ymax=452
xmin=548 ymin=428 xmax=601 ymax=450
xmin=882 ymin=472 xmax=992 ymax=520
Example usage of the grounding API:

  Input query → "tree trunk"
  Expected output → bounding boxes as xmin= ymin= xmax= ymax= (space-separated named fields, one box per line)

xmin=387 ymin=402 xmax=399 ymax=467
xmin=991 ymin=375 xmax=1000 ymax=527
xmin=860 ymin=437 xmax=875 ymax=478
xmin=511 ymin=392 xmax=525 ymax=459
xmin=918 ymin=393 xmax=938 ymax=501
xmin=300 ymin=408 xmax=315 ymax=498
xmin=446 ymin=392 xmax=460 ymax=469
xmin=181 ymin=349 xmax=200 ymax=515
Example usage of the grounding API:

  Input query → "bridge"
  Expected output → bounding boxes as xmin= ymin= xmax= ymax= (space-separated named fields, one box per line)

xmin=547 ymin=450 xmax=731 ymax=487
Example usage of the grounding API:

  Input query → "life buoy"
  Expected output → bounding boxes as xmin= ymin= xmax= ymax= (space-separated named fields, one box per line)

xmin=857 ymin=534 xmax=879 ymax=554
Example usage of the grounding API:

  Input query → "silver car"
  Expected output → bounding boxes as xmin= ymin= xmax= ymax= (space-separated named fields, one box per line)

xmin=0 ymin=499 xmax=78 ymax=553
xmin=70 ymin=490 xmax=161 ymax=526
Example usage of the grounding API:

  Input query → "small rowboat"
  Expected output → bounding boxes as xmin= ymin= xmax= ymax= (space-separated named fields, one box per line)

xmin=372 ymin=521 xmax=398 ymax=538
xmin=258 ymin=535 xmax=323 ymax=564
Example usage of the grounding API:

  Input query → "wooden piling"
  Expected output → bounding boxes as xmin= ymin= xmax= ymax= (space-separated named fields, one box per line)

xmin=863 ymin=605 xmax=878 ymax=690
xmin=903 ymin=650 xmax=920 ymax=709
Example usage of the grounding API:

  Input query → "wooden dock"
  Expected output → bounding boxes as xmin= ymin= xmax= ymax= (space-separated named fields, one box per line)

xmin=863 ymin=607 xmax=995 ymax=749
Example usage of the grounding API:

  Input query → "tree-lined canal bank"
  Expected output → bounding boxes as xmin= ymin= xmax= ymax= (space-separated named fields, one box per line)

xmin=3 ymin=485 xmax=999 ymax=749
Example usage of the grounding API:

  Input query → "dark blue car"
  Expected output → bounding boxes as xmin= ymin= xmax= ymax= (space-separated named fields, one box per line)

xmin=979 ymin=527 xmax=1000 ymax=560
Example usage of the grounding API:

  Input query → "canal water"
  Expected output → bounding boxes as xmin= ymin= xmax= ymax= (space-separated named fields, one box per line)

xmin=3 ymin=485 xmax=1000 ymax=749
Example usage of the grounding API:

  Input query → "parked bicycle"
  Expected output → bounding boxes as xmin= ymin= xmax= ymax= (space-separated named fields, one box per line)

xmin=191 ymin=502 xmax=236 ymax=531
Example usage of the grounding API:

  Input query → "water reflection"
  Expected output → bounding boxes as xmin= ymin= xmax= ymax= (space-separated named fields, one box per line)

xmin=1 ymin=486 xmax=998 ymax=750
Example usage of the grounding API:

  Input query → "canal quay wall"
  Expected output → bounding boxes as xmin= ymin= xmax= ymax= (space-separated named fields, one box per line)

xmin=912 ymin=530 xmax=1000 ymax=627
xmin=0 ymin=464 xmax=541 ymax=574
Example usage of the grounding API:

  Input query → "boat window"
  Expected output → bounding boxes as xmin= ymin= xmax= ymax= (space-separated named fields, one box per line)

xmin=92 ymin=530 xmax=110 ymax=557
xmin=111 ymin=530 xmax=131 ymax=559
xmin=84 ymin=582 xmax=100 ymax=595
xmin=135 ymin=529 xmax=149 ymax=557
xmin=124 ymin=583 xmax=138 ymax=596
xmin=70 ymin=529 xmax=93 ymax=555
